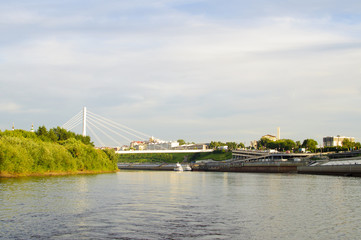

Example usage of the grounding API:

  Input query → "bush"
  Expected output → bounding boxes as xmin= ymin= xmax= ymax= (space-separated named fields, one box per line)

xmin=0 ymin=129 xmax=117 ymax=175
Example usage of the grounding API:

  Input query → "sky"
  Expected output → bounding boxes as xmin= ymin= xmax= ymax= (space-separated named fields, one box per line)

xmin=1 ymin=0 xmax=361 ymax=147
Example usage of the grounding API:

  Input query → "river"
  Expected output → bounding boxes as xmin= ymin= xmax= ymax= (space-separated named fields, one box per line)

xmin=1 ymin=171 xmax=361 ymax=239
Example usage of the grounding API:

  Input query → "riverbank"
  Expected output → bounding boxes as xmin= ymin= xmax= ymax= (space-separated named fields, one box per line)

xmin=0 ymin=169 xmax=120 ymax=178
xmin=118 ymin=158 xmax=361 ymax=177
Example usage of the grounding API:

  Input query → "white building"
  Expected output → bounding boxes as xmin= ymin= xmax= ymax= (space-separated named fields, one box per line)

xmin=323 ymin=136 xmax=355 ymax=147
xmin=146 ymin=141 xmax=179 ymax=150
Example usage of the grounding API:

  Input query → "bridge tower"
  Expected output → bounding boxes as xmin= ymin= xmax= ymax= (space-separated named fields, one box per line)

xmin=82 ymin=107 xmax=87 ymax=137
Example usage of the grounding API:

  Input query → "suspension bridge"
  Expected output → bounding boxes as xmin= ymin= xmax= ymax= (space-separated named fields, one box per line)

xmin=62 ymin=107 xmax=153 ymax=147
xmin=62 ymin=107 xmax=212 ymax=154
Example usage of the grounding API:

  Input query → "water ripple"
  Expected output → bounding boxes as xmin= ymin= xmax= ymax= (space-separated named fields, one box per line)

xmin=1 ymin=172 xmax=361 ymax=239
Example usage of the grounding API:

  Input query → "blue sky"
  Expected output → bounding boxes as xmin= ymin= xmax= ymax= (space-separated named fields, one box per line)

xmin=1 ymin=0 xmax=361 ymax=146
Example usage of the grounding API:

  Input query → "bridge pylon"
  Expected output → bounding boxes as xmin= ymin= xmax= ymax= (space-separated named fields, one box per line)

xmin=82 ymin=107 xmax=87 ymax=137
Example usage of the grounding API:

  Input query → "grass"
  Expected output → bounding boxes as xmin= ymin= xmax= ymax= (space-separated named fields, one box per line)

xmin=117 ymin=150 xmax=232 ymax=163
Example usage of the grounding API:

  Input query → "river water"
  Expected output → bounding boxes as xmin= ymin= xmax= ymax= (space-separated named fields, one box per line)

xmin=1 ymin=171 xmax=361 ymax=239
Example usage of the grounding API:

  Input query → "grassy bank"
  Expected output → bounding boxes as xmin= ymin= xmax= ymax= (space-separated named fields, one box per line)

xmin=0 ymin=129 xmax=118 ymax=177
xmin=117 ymin=150 xmax=232 ymax=163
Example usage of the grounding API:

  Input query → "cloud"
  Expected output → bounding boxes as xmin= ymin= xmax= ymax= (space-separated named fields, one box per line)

xmin=0 ymin=103 xmax=22 ymax=113
xmin=1 ymin=0 xmax=361 ymax=145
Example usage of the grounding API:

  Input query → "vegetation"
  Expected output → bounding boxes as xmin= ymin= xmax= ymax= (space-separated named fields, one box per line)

xmin=176 ymin=139 xmax=195 ymax=145
xmin=209 ymin=141 xmax=244 ymax=150
xmin=0 ymin=127 xmax=118 ymax=177
xmin=118 ymin=153 xmax=175 ymax=163
xmin=118 ymin=150 xmax=232 ymax=163
xmin=257 ymin=137 xmax=296 ymax=151
xmin=256 ymin=137 xmax=361 ymax=153
xmin=177 ymin=139 xmax=186 ymax=145
xmin=302 ymin=139 xmax=318 ymax=152
xmin=342 ymin=138 xmax=361 ymax=150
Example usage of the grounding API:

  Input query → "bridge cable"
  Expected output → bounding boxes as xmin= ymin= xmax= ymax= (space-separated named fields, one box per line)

xmin=87 ymin=121 xmax=124 ymax=147
xmin=87 ymin=113 xmax=146 ymax=141
xmin=87 ymin=120 xmax=125 ymax=146
xmin=87 ymin=124 xmax=105 ymax=147
xmin=87 ymin=110 xmax=151 ymax=139
xmin=62 ymin=110 xmax=83 ymax=129
xmin=62 ymin=110 xmax=82 ymax=127
xmin=87 ymin=117 xmax=133 ymax=144
xmin=62 ymin=115 xmax=83 ymax=130
xmin=63 ymin=117 xmax=83 ymax=131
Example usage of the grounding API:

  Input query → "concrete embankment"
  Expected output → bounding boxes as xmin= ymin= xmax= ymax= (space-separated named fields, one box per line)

xmin=192 ymin=161 xmax=303 ymax=173
xmin=118 ymin=161 xmax=361 ymax=177
xmin=298 ymin=165 xmax=361 ymax=177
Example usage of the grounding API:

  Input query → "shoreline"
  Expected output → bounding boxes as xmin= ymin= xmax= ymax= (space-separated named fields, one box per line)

xmin=0 ymin=169 xmax=120 ymax=178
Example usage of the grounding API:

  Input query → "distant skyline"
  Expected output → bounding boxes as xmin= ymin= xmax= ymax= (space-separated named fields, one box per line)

xmin=1 ymin=0 xmax=361 ymax=146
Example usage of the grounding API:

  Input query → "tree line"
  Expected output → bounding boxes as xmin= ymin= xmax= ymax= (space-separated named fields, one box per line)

xmin=36 ymin=126 xmax=92 ymax=145
xmin=257 ymin=137 xmax=361 ymax=153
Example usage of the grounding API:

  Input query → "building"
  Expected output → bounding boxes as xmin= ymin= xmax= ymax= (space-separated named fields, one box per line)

xmin=173 ymin=144 xmax=208 ymax=151
xmin=130 ymin=141 xmax=146 ymax=150
xmin=250 ymin=140 xmax=258 ymax=149
xmin=146 ymin=141 xmax=179 ymax=150
xmin=218 ymin=145 xmax=228 ymax=151
xmin=262 ymin=134 xmax=277 ymax=141
xmin=323 ymin=136 xmax=355 ymax=147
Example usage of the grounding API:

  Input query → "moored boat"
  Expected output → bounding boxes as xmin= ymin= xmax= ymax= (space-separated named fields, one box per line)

xmin=183 ymin=164 xmax=192 ymax=171
xmin=174 ymin=162 xmax=183 ymax=171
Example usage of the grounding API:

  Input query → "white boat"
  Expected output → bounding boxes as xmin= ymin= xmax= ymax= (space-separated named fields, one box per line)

xmin=174 ymin=163 xmax=192 ymax=171
xmin=183 ymin=164 xmax=192 ymax=171
xmin=174 ymin=162 xmax=183 ymax=171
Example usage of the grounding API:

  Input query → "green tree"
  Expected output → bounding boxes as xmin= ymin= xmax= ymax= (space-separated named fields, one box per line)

xmin=257 ymin=137 xmax=273 ymax=149
xmin=52 ymin=127 xmax=74 ymax=141
xmin=281 ymin=139 xmax=297 ymax=151
xmin=177 ymin=139 xmax=186 ymax=145
xmin=237 ymin=142 xmax=245 ymax=149
xmin=342 ymin=138 xmax=355 ymax=150
xmin=226 ymin=142 xmax=238 ymax=150
xmin=36 ymin=126 xmax=48 ymax=138
xmin=209 ymin=141 xmax=226 ymax=149
xmin=302 ymin=139 xmax=318 ymax=152
xmin=48 ymin=129 xmax=58 ymax=142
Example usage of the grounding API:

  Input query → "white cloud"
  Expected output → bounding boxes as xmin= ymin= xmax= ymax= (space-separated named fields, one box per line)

xmin=0 ymin=103 xmax=22 ymax=113
xmin=0 ymin=0 xmax=361 ymax=145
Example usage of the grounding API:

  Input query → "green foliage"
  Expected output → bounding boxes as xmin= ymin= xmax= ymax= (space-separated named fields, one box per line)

xmin=341 ymin=139 xmax=360 ymax=150
xmin=225 ymin=142 xmax=244 ymax=150
xmin=302 ymin=139 xmax=318 ymax=152
xmin=36 ymin=126 xmax=93 ymax=146
xmin=118 ymin=153 xmax=174 ymax=163
xmin=209 ymin=141 xmax=227 ymax=149
xmin=0 ymin=128 xmax=117 ymax=175
xmin=177 ymin=139 xmax=186 ymax=145
xmin=195 ymin=151 xmax=232 ymax=161
xmin=226 ymin=142 xmax=237 ymax=150
xmin=258 ymin=138 xmax=296 ymax=151
xmin=257 ymin=137 xmax=273 ymax=149
xmin=238 ymin=142 xmax=245 ymax=149
xmin=355 ymin=142 xmax=361 ymax=149
xmin=117 ymin=150 xmax=232 ymax=163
